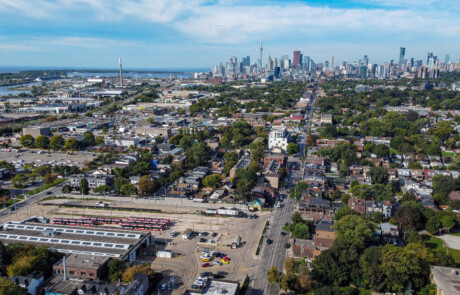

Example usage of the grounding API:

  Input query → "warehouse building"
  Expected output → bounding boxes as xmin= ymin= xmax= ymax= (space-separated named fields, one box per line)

xmin=0 ymin=223 xmax=151 ymax=263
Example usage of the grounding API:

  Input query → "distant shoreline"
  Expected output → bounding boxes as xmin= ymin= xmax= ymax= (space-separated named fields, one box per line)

xmin=0 ymin=67 xmax=211 ymax=74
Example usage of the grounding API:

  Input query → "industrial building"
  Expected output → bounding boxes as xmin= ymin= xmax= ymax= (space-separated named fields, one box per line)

xmin=0 ymin=222 xmax=151 ymax=263
xmin=53 ymin=254 xmax=109 ymax=280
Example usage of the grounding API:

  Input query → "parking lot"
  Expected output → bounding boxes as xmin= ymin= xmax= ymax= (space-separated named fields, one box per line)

xmin=0 ymin=149 xmax=96 ymax=169
xmin=4 ymin=195 xmax=271 ymax=295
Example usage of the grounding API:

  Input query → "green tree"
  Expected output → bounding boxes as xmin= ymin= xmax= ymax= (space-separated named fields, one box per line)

xmin=380 ymin=243 xmax=435 ymax=292
xmin=129 ymin=161 xmax=151 ymax=176
xmin=79 ymin=178 xmax=89 ymax=195
xmin=312 ymin=240 xmax=362 ymax=287
xmin=7 ymin=255 xmax=34 ymax=276
xmin=0 ymin=277 xmax=23 ymax=295
xmin=94 ymin=185 xmax=111 ymax=195
xmin=369 ymin=166 xmax=389 ymax=184
xmin=120 ymin=183 xmax=138 ymax=196
xmin=374 ymin=144 xmax=390 ymax=158
xmin=61 ymin=184 xmax=72 ymax=193
xmin=12 ymin=174 xmax=28 ymax=188
xmin=234 ymin=168 xmax=257 ymax=201
xmin=50 ymin=135 xmax=64 ymax=150
xmin=394 ymin=205 xmax=424 ymax=232
xmin=224 ymin=151 xmax=239 ymax=163
xmin=360 ymin=246 xmax=386 ymax=291
xmin=20 ymin=134 xmax=35 ymax=147
xmin=334 ymin=215 xmax=376 ymax=248
xmin=114 ymin=177 xmax=127 ymax=195
xmin=107 ymin=259 xmax=126 ymax=282
xmin=0 ymin=161 xmax=15 ymax=172
xmin=292 ymin=223 xmax=310 ymax=239
xmin=334 ymin=206 xmax=357 ymax=220
xmin=202 ymin=174 xmax=222 ymax=189
xmin=267 ymin=266 xmax=282 ymax=287
xmin=432 ymin=174 xmax=460 ymax=195
xmin=95 ymin=136 xmax=105 ymax=145
xmin=83 ymin=131 xmax=95 ymax=146
xmin=287 ymin=142 xmax=300 ymax=155
xmin=64 ymin=138 xmax=79 ymax=150
xmin=185 ymin=142 xmax=208 ymax=168
xmin=441 ymin=215 xmax=455 ymax=230
xmin=35 ymin=135 xmax=50 ymax=149
xmin=408 ymin=162 xmax=422 ymax=169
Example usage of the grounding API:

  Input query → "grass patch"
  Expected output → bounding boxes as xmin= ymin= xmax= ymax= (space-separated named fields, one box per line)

xmin=441 ymin=150 xmax=457 ymax=156
xmin=256 ymin=221 xmax=270 ymax=256
xmin=422 ymin=235 xmax=460 ymax=264
xmin=449 ymin=232 xmax=460 ymax=236
xmin=42 ymin=196 xmax=112 ymax=202
xmin=27 ymin=178 xmax=66 ymax=196
xmin=390 ymin=148 xmax=399 ymax=155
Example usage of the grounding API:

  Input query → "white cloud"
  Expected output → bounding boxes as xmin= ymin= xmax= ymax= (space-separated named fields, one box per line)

xmin=0 ymin=0 xmax=458 ymax=46
xmin=0 ymin=43 xmax=36 ymax=51
xmin=172 ymin=4 xmax=455 ymax=44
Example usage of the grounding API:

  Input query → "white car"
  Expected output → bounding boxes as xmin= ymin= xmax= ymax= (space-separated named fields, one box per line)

xmin=213 ymin=261 xmax=222 ymax=266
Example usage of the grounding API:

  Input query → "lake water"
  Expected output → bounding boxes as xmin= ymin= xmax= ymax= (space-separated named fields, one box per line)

xmin=0 ymin=82 xmax=40 ymax=96
xmin=0 ymin=67 xmax=211 ymax=96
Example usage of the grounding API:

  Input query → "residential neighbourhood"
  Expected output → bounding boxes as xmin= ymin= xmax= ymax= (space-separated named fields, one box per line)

xmin=0 ymin=48 xmax=460 ymax=295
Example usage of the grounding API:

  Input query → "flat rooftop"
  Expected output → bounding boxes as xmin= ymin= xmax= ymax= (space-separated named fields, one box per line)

xmin=0 ymin=223 xmax=149 ymax=259
xmin=55 ymin=253 xmax=109 ymax=269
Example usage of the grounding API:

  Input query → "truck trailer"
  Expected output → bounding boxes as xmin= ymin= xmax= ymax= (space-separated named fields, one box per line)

xmin=182 ymin=228 xmax=192 ymax=240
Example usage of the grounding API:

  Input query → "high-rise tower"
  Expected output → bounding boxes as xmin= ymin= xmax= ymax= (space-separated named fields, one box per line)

xmin=119 ymin=58 xmax=123 ymax=87
xmin=293 ymin=50 xmax=301 ymax=68
xmin=259 ymin=38 xmax=263 ymax=72
xmin=399 ymin=47 xmax=405 ymax=69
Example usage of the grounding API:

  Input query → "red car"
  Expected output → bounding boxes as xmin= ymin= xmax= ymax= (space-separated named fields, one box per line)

xmin=202 ymin=263 xmax=210 ymax=268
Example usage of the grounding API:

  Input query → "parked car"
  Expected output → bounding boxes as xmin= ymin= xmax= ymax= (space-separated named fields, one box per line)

xmin=202 ymin=263 xmax=210 ymax=268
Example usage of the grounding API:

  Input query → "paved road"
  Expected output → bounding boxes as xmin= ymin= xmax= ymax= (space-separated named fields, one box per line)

xmin=0 ymin=182 xmax=66 ymax=223
xmin=248 ymin=197 xmax=294 ymax=295
xmin=247 ymin=86 xmax=317 ymax=294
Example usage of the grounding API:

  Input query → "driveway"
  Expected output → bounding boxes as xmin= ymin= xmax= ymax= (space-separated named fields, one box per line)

xmin=438 ymin=234 xmax=460 ymax=250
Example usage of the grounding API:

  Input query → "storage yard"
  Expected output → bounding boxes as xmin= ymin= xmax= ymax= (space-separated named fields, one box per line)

xmin=1 ymin=194 xmax=272 ymax=295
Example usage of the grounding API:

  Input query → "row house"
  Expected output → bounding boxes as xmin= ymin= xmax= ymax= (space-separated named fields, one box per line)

xmin=304 ymin=163 xmax=326 ymax=175
xmin=305 ymin=155 xmax=326 ymax=166
xmin=70 ymin=174 xmax=114 ymax=189
xmin=316 ymin=138 xmax=347 ymax=148
xmin=298 ymin=198 xmax=340 ymax=220
xmin=264 ymin=153 xmax=287 ymax=168
xmin=348 ymin=197 xmax=366 ymax=214
xmin=365 ymin=200 xmax=393 ymax=218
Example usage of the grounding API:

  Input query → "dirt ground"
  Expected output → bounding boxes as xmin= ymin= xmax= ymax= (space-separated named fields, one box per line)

xmin=2 ymin=196 xmax=272 ymax=295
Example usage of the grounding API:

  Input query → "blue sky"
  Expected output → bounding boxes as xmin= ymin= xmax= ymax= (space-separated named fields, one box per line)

xmin=0 ymin=0 xmax=458 ymax=69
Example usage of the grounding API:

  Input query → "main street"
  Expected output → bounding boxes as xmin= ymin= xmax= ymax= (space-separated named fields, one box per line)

xmin=248 ymin=87 xmax=317 ymax=294
xmin=0 ymin=181 xmax=65 ymax=223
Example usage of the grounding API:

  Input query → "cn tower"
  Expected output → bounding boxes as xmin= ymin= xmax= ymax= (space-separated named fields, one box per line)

xmin=259 ymin=38 xmax=263 ymax=72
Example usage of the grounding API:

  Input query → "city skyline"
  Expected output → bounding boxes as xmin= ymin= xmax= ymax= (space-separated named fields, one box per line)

xmin=0 ymin=0 xmax=459 ymax=68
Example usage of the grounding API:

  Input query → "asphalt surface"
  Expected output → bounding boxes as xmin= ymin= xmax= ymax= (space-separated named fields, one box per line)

xmin=0 ymin=182 xmax=66 ymax=223
xmin=248 ymin=88 xmax=317 ymax=294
